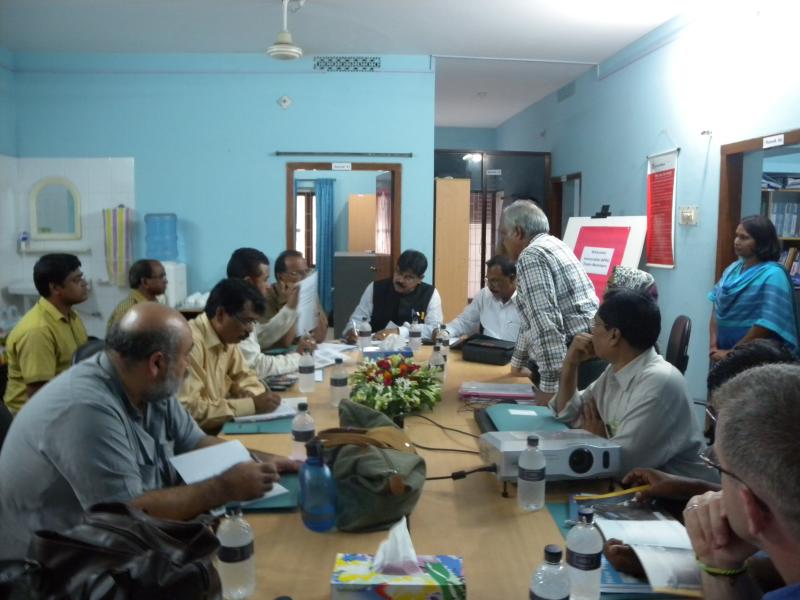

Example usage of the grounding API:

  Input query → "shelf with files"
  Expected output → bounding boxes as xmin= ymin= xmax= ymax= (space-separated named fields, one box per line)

xmin=762 ymin=189 xmax=800 ymax=274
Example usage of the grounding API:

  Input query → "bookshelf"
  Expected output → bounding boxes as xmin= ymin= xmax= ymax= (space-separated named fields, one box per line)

xmin=762 ymin=189 xmax=800 ymax=273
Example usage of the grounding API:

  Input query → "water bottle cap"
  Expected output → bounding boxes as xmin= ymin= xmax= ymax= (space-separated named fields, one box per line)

xmin=305 ymin=439 xmax=323 ymax=459
xmin=335 ymin=358 xmax=343 ymax=364
xmin=544 ymin=544 xmax=562 ymax=563
xmin=433 ymin=345 xmax=441 ymax=351
xmin=298 ymin=402 xmax=308 ymax=411
xmin=578 ymin=507 xmax=595 ymax=523
xmin=526 ymin=435 xmax=539 ymax=447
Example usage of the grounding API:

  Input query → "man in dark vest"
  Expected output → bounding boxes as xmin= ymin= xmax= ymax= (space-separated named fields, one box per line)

xmin=344 ymin=249 xmax=443 ymax=342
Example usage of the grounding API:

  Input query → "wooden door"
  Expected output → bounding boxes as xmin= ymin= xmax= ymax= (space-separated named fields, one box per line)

xmin=347 ymin=194 xmax=377 ymax=252
xmin=435 ymin=178 xmax=471 ymax=322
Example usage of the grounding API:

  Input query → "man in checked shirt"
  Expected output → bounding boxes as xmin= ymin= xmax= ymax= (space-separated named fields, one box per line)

xmin=499 ymin=200 xmax=599 ymax=404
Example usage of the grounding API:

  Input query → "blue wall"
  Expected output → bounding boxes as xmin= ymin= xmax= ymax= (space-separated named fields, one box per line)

xmin=435 ymin=127 xmax=496 ymax=150
xmin=297 ymin=170 xmax=380 ymax=253
xmin=12 ymin=53 xmax=434 ymax=291
xmin=496 ymin=12 xmax=800 ymax=399
xmin=0 ymin=49 xmax=15 ymax=156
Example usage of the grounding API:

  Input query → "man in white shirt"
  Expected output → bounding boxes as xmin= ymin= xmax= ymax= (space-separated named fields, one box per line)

xmin=344 ymin=249 xmax=443 ymax=342
xmin=226 ymin=248 xmax=314 ymax=378
xmin=550 ymin=289 xmax=713 ymax=480
xmin=445 ymin=255 xmax=521 ymax=343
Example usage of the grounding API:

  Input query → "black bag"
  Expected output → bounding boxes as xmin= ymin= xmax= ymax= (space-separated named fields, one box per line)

xmin=0 ymin=502 xmax=221 ymax=600
xmin=462 ymin=334 xmax=515 ymax=365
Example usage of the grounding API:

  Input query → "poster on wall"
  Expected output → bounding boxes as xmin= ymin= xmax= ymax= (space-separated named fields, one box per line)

xmin=646 ymin=149 xmax=679 ymax=268
xmin=563 ymin=216 xmax=648 ymax=300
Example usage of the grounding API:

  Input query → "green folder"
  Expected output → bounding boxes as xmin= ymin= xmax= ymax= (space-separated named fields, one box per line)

xmin=222 ymin=418 xmax=293 ymax=434
xmin=242 ymin=474 xmax=300 ymax=511
xmin=485 ymin=404 xmax=568 ymax=433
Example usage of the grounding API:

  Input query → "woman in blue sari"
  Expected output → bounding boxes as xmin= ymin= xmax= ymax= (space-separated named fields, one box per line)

xmin=709 ymin=215 xmax=798 ymax=362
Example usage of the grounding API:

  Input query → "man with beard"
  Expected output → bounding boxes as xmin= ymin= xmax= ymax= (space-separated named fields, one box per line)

xmin=179 ymin=278 xmax=281 ymax=433
xmin=343 ymin=249 xmax=443 ymax=342
xmin=0 ymin=302 xmax=295 ymax=560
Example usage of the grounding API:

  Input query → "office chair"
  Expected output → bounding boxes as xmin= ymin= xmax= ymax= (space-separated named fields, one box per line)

xmin=72 ymin=337 xmax=106 ymax=365
xmin=665 ymin=315 xmax=691 ymax=375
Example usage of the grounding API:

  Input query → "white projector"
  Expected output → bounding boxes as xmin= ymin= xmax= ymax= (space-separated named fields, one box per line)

xmin=479 ymin=430 xmax=622 ymax=481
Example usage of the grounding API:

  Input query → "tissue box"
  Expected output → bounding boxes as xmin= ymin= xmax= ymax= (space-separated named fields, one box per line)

xmin=331 ymin=553 xmax=465 ymax=599
xmin=362 ymin=346 xmax=414 ymax=360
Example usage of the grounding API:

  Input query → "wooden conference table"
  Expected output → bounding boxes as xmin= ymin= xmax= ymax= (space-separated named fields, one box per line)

xmin=226 ymin=349 xmax=581 ymax=599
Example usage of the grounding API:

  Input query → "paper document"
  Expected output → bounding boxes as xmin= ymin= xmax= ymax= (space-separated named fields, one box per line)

xmin=233 ymin=397 xmax=305 ymax=422
xmin=595 ymin=518 xmax=692 ymax=550
xmin=296 ymin=271 xmax=319 ymax=336
xmin=314 ymin=369 xmax=324 ymax=382
xmin=314 ymin=342 xmax=357 ymax=369
xmin=508 ymin=409 xmax=539 ymax=416
xmin=169 ymin=440 xmax=288 ymax=506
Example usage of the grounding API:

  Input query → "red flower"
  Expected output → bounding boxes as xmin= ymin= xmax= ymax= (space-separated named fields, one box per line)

xmin=383 ymin=372 xmax=393 ymax=386
xmin=377 ymin=359 xmax=391 ymax=370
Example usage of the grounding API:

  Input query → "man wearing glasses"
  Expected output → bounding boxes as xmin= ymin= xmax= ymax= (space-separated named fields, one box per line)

xmin=3 ymin=253 xmax=89 ymax=413
xmin=684 ymin=363 xmax=800 ymax=600
xmin=343 ymin=249 xmax=443 ymax=343
xmin=178 ymin=278 xmax=281 ymax=433
xmin=106 ymin=259 xmax=168 ymax=333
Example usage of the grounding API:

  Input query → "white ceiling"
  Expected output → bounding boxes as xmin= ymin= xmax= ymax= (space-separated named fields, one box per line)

xmin=0 ymin=0 xmax=690 ymax=128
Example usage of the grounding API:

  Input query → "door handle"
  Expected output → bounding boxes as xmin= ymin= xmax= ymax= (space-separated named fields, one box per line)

xmin=369 ymin=266 xmax=377 ymax=271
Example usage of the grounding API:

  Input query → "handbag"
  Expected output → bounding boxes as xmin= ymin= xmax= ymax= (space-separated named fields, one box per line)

xmin=1 ymin=502 xmax=221 ymax=600
xmin=462 ymin=334 xmax=516 ymax=365
xmin=316 ymin=400 xmax=427 ymax=532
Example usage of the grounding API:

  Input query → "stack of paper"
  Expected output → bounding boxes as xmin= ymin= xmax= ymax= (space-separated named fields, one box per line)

xmin=234 ymin=397 xmax=305 ymax=422
xmin=314 ymin=342 xmax=357 ymax=369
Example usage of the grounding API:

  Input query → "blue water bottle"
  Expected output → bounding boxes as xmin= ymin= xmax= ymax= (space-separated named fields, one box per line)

xmin=299 ymin=440 xmax=336 ymax=532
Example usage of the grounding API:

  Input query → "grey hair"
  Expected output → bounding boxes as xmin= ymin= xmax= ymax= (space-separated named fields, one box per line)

xmin=714 ymin=363 xmax=800 ymax=534
xmin=106 ymin=319 xmax=182 ymax=364
xmin=502 ymin=200 xmax=549 ymax=239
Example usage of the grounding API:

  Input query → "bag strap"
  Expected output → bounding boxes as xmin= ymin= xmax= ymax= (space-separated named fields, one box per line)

xmin=318 ymin=426 xmax=417 ymax=454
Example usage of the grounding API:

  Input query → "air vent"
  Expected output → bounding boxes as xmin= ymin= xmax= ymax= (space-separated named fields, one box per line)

xmin=557 ymin=81 xmax=575 ymax=102
xmin=313 ymin=56 xmax=382 ymax=72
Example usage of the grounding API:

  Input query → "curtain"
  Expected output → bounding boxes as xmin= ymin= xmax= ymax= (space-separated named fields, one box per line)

xmin=103 ymin=205 xmax=134 ymax=287
xmin=314 ymin=179 xmax=335 ymax=315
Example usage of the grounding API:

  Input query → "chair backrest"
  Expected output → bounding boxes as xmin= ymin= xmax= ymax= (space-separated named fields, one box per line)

xmin=0 ymin=400 xmax=13 ymax=455
xmin=666 ymin=315 xmax=691 ymax=375
xmin=72 ymin=338 xmax=106 ymax=365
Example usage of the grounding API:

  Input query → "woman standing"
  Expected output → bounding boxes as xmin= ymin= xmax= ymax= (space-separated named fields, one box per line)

xmin=708 ymin=215 xmax=798 ymax=361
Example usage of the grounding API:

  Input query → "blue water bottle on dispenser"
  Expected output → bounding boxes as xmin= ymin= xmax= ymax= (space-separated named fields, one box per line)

xmin=145 ymin=213 xmax=178 ymax=261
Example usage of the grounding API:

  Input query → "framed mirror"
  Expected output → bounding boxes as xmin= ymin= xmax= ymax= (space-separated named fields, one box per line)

xmin=29 ymin=177 xmax=82 ymax=240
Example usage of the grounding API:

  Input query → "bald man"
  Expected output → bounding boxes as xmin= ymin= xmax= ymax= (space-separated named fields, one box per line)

xmin=0 ymin=303 xmax=297 ymax=560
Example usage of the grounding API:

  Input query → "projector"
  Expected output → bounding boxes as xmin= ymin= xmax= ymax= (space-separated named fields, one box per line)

xmin=479 ymin=430 xmax=622 ymax=481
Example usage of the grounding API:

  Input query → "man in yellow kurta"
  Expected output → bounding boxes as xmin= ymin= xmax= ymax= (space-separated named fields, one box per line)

xmin=106 ymin=259 xmax=167 ymax=333
xmin=4 ymin=254 xmax=89 ymax=413
xmin=178 ymin=278 xmax=281 ymax=433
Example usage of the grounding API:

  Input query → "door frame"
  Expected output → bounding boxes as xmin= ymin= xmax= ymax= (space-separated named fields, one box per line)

xmin=286 ymin=162 xmax=402 ymax=267
xmin=716 ymin=128 xmax=800 ymax=279
xmin=549 ymin=172 xmax=581 ymax=239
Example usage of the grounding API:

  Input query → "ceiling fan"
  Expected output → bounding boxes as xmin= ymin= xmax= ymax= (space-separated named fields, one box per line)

xmin=266 ymin=0 xmax=305 ymax=60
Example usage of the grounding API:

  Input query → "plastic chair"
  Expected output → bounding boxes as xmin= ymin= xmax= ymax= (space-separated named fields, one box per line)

xmin=72 ymin=338 xmax=106 ymax=365
xmin=665 ymin=315 xmax=691 ymax=375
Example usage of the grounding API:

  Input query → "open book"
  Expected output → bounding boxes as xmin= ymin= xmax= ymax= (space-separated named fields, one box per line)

xmin=571 ymin=487 xmax=702 ymax=597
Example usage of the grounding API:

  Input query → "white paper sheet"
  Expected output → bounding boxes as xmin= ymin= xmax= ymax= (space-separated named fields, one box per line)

xmin=233 ymin=397 xmax=305 ymax=422
xmin=314 ymin=342 xmax=357 ymax=369
xmin=314 ymin=369 xmax=324 ymax=382
xmin=296 ymin=271 xmax=319 ymax=336
xmin=595 ymin=518 xmax=693 ymax=550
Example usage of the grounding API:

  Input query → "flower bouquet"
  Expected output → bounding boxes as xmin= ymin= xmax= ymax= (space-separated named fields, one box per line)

xmin=349 ymin=355 xmax=442 ymax=419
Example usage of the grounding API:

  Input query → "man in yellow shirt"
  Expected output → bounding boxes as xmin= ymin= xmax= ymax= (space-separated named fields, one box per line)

xmin=179 ymin=278 xmax=281 ymax=433
xmin=3 ymin=254 xmax=89 ymax=413
xmin=106 ymin=259 xmax=167 ymax=333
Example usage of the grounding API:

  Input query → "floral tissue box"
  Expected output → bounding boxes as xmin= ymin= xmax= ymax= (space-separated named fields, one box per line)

xmin=331 ymin=553 xmax=466 ymax=600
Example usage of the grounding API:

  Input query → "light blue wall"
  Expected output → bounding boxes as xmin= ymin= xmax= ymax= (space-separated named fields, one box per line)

xmin=0 ymin=49 xmax=15 ymax=155
xmin=496 ymin=13 xmax=800 ymax=399
xmin=297 ymin=170 xmax=379 ymax=253
xmin=435 ymin=127 xmax=496 ymax=150
xmin=12 ymin=53 xmax=434 ymax=291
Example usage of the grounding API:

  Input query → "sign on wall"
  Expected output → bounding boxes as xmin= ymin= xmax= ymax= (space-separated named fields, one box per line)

xmin=646 ymin=149 xmax=679 ymax=268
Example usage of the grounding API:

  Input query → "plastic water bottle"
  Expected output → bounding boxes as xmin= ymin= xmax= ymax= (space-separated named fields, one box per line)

xmin=518 ymin=435 xmax=546 ymax=512
xmin=428 ymin=344 xmax=446 ymax=383
xmin=216 ymin=505 xmax=256 ymax=599
xmin=299 ymin=440 xmax=336 ymax=533
xmin=329 ymin=358 xmax=349 ymax=408
xmin=530 ymin=544 xmax=570 ymax=600
xmin=566 ymin=508 xmax=603 ymax=600
xmin=16 ymin=231 xmax=29 ymax=254
xmin=357 ymin=319 xmax=372 ymax=350
xmin=409 ymin=321 xmax=422 ymax=351
xmin=437 ymin=324 xmax=450 ymax=359
xmin=298 ymin=350 xmax=315 ymax=393
xmin=290 ymin=402 xmax=315 ymax=461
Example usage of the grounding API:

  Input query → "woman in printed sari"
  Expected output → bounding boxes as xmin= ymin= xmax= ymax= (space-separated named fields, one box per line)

xmin=708 ymin=215 xmax=798 ymax=362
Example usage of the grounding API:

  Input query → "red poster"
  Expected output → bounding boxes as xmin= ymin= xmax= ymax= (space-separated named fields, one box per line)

xmin=646 ymin=150 xmax=678 ymax=268
xmin=574 ymin=226 xmax=631 ymax=299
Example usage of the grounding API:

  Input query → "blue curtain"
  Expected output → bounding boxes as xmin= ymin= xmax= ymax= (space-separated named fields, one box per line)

xmin=315 ymin=179 xmax=335 ymax=315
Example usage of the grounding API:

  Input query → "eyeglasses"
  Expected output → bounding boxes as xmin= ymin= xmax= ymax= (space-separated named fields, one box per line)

xmin=699 ymin=445 xmax=746 ymax=485
xmin=394 ymin=271 xmax=420 ymax=283
xmin=148 ymin=273 xmax=167 ymax=280
xmin=233 ymin=314 xmax=259 ymax=328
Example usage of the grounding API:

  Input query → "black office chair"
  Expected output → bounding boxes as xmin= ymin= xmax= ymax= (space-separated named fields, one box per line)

xmin=72 ymin=337 xmax=106 ymax=365
xmin=665 ymin=315 xmax=691 ymax=375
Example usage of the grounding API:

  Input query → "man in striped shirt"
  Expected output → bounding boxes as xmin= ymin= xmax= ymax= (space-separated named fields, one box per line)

xmin=500 ymin=200 xmax=598 ymax=404
xmin=106 ymin=259 xmax=167 ymax=333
